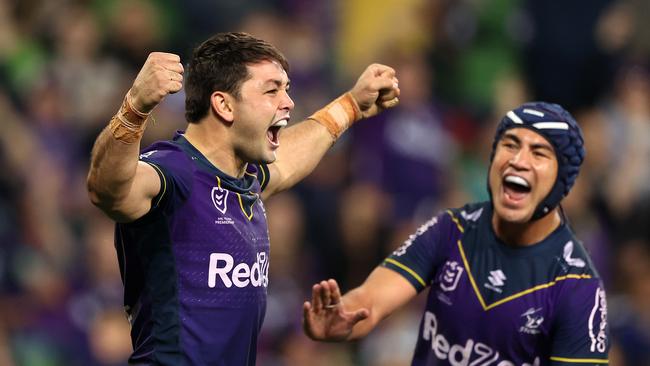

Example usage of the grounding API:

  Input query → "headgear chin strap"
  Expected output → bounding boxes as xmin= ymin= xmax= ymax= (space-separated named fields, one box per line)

xmin=489 ymin=102 xmax=586 ymax=220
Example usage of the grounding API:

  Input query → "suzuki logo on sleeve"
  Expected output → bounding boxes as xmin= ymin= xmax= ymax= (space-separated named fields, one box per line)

xmin=484 ymin=269 xmax=507 ymax=293
xmin=211 ymin=186 xmax=228 ymax=214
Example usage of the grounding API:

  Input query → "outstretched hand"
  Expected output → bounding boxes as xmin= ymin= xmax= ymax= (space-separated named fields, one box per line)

xmin=302 ymin=279 xmax=369 ymax=342
xmin=350 ymin=64 xmax=401 ymax=119
xmin=129 ymin=52 xmax=184 ymax=114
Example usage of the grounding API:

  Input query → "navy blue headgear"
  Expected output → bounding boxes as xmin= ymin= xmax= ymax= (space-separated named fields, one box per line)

xmin=489 ymin=102 xmax=586 ymax=220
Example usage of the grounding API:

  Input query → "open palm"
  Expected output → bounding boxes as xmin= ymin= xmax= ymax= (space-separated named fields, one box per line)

xmin=302 ymin=279 xmax=369 ymax=341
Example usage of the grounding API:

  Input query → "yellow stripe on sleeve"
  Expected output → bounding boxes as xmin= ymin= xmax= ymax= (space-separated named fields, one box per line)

xmin=549 ymin=356 xmax=608 ymax=364
xmin=384 ymin=258 xmax=427 ymax=287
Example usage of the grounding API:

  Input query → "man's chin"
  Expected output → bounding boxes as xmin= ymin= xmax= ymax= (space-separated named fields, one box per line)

xmin=494 ymin=204 xmax=533 ymax=224
xmin=259 ymin=151 xmax=277 ymax=165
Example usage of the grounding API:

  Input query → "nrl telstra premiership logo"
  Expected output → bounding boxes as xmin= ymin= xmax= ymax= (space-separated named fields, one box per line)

xmin=211 ymin=186 xmax=228 ymax=214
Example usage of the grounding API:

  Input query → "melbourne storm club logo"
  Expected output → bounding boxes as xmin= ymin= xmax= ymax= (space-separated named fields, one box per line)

xmin=519 ymin=307 xmax=544 ymax=335
xmin=211 ymin=186 xmax=228 ymax=214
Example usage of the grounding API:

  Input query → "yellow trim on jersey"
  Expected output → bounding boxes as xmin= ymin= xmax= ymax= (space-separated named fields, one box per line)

xmin=237 ymin=193 xmax=254 ymax=221
xmin=449 ymin=211 xmax=593 ymax=311
xmin=259 ymin=164 xmax=267 ymax=189
xmin=446 ymin=210 xmax=465 ymax=233
xmin=486 ymin=274 xmax=593 ymax=310
xmin=243 ymin=165 xmax=267 ymax=190
xmin=457 ymin=239 xmax=488 ymax=309
xmin=384 ymin=258 xmax=427 ymax=287
xmin=216 ymin=175 xmax=222 ymax=189
xmin=550 ymin=356 xmax=608 ymax=364
xmin=147 ymin=162 xmax=167 ymax=207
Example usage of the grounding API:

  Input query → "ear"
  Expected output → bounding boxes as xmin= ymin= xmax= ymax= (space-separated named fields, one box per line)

xmin=210 ymin=91 xmax=235 ymax=123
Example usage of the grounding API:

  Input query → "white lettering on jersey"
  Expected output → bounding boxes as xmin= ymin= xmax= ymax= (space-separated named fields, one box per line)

xmin=563 ymin=241 xmax=586 ymax=268
xmin=588 ymin=287 xmax=608 ymax=353
xmin=422 ymin=311 xmax=540 ymax=366
xmin=207 ymin=252 xmax=269 ymax=288
xmin=393 ymin=216 xmax=438 ymax=256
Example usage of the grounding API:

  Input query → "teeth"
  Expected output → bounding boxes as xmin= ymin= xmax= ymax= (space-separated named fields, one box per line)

xmin=272 ymin=119 xmax=288 ymax=127
xmin=504 ymin=175 xmax=530 ymax=188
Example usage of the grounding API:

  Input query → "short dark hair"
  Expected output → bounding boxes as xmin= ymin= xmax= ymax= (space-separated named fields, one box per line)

xmin=185 ymin=32 xmax=289 ymax=123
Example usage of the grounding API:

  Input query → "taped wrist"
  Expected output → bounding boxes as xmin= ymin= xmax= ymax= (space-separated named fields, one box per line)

xmin=308 ymin=92 xmax=362 ymax=139
xmin=109 ymin=91 xmax=150 ymax=144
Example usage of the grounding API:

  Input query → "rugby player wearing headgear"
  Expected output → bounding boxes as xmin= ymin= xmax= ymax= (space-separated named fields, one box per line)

xmin=304 ymin=102 xmax=609 ymax=366
xmin=86 ymin=32 xmax=400 ymax=365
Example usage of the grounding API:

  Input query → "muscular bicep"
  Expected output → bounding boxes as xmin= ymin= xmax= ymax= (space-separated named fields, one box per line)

xmin=107 ymin=161 xmax=161 ymax=222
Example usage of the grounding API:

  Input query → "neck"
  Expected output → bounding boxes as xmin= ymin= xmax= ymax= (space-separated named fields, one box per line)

xmin=492 ymin=208 xmax=562 ymax=246
xmin=184 ymin=119 xmax=247 ymax=178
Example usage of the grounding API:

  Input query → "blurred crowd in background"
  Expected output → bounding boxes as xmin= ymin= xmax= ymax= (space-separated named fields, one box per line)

xmin=0 ymin=0 xmax=649 ymax=365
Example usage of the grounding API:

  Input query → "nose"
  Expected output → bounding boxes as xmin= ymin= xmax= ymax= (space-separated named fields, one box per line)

xmin=509 ymin=148 xmax=532 ymax=170
xmin=280 ymin=90 xmax=295 ymax=111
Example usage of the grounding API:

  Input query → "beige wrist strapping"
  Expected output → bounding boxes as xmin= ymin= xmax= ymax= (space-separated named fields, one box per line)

xmin=308 ymin=92 xmax=362 ymax=139
xmin=108 ymin=91 xmax=150 ymax=144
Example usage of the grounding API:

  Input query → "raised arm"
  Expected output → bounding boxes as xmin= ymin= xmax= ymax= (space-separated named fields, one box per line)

xmin=261 ymin=64 xmax=400 ymax=199
xmin=86 ymin=52 xmax=184 ymax=222
xmin=303 ymin=266 xmax=417 ymax=341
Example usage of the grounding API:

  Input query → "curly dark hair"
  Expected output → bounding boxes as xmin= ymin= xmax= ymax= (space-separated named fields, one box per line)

xmin=185 ymin=32 xmax=289 ymax=123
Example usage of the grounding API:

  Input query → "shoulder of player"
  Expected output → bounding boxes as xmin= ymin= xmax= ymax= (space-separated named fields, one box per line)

xmin=445 ymin=201 xmax=489 ymax=232
xmin=541 ymin=226 xmax=602 ymax=282
xmin=138 ymin=140 xmax=196 ymax=195
xmin=139 ymin=141 xmax=195 ymax=173
xmin=139 ymin=140 xmax=188 ymax=162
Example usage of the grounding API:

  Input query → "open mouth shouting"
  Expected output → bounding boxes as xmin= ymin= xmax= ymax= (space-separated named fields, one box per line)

xmin=267 ymin=117 xmax=288 ymax=148
xmin=502 ymin=174 xmax=531 ymax=206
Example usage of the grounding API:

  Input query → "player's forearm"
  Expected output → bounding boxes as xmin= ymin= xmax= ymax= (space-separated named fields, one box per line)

xmin=264 ymin=92 xmax=361 ymax=198
xmin=268 ymin=119 xmax=335 ymax=194
xmin=342 ymin=287 xmax=382 ymax=340
xmin=87 ymin=93 xmax=149 ymax=212
xmin=345 ymin=267 xmax=417 ymax=340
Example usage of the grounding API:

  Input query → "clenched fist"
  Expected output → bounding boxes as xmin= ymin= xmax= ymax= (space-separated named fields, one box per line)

xmin=129 ymin=52 xmax=184 ymax=114
xmin=349 ymin=64 xmax=400 ymax=119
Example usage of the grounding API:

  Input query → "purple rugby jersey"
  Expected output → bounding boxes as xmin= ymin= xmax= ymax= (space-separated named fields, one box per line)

xmin=115 ymin=132 xmax=271 ymax=365
xmin=383 ymin=202 xmax=609 ymax=366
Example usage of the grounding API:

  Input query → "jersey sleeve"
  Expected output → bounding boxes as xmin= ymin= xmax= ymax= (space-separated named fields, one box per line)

xmin=381 ymin=212 xmax=450 ymax=292
xmin=139 ymin=148 xmax=192 ymax=215
xmin=550 ymin=279 xmax=610 ymax=365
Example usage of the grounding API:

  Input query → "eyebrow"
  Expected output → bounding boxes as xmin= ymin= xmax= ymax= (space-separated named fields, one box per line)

xmin=502 ymin=132 xmax=554 ymax=152
xmin=263 ymin=79 xmax=291 ymax=88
